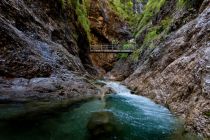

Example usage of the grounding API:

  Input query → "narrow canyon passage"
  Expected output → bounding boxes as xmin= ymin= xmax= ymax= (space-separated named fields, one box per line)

xmin=0 ymin=0 xmax=209 ymax=139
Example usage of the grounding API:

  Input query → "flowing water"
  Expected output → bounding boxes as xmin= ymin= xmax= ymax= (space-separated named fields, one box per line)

xmin=0 ymin=81 xmax=200 ymax=140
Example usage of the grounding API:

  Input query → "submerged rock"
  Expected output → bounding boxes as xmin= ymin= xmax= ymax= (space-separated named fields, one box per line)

xmin=87 ymin=111 xmax=120 ymax=139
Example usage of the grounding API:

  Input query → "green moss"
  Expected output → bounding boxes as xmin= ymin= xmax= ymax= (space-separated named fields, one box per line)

xmin=161 ymin=17 xmax=171 ymax=29
xmin=144 ymin=29 xmax=158 ymax=43
xmin=59 ymin=0 xmax=91 ymax=41
xmin=135 ymin=0 xmax=166 ymax=35
xmin=109 ymin=0 xmax=136 ymax=23
xmin=117 ymin=53 xmax=129 ymax=59
xmin=134 ymin=0 xmax=168 ymax=37
xmin=84 ymin=0 xmax=91 ymax=11
xmin=117 ymin=42 xmax=135 ymax=59
xmin=143 ymin=27 xmax=158 ymax=44
xmin=131 ymin=1 xmax=172 ymax=61
xmin=76 ymin=1 xmax=91 ymax=40
xmin=131 ymin=48 xmax=141 ymax=61
xmin=137 ymin=15 xmax=171 ymax=47
xmin=108 ymin=0 xmax=149 ymax=36
xmin=177 ymin=0 xmax=186 ymax=8
xmin=204 ymin=111 xmax=210 ymax=117
xmin=117 ymin=43 xmax=134 ymax=59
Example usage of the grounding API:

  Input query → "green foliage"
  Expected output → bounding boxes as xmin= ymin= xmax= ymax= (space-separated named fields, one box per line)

xmin=75 ymin=1 xmax=91 ymax=40
xmin=123 ymin=43 xmax=135 ymax=49
xmin=177 ymin=0 xmax=186 ymax=8
xmin=84 ymin=0 xmax=91 ymax=11
xmin=161 ymin=17 xmax=171 ymax=29
xmin=204 ymin=111 xmax=210 ymax=117
xmin=135 ymin=0 xmax=166 ymax=37
xmin=117 ymin=43 xmax=135 ymax=59
xmin=109 ymin=0 xmax=134 ymax=21
xmin=133 ymin=16 xmax=171 ymax=61
xmin=112 ymin=0 xmax=171 ymax=61
xmin=131 ymin=48 xmax=141 ymax=61
xmin=130 ymin=0 xmax=174 ymax=62
xmin=60 ymin=0 xmax=91 ymax=41
xmin=144 ymin=28 xmax=158 ymax=43
xmin=139 ymin=16 xmax=172 ymax=47
xmin=117 ymin=53 xmax=129 ymax=59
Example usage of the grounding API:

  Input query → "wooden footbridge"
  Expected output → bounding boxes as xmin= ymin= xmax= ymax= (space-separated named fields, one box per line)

xmin=90 ymin=44 xmax=136 ymax=53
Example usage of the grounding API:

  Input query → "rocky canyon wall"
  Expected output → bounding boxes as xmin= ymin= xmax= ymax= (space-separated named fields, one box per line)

xmin=122 ymin=0 xmax=210 ymax=137
xmin=0 ymin=0 xmax=100 ymax=102
xmin=88 ymin=0 xmax=132 ymax=73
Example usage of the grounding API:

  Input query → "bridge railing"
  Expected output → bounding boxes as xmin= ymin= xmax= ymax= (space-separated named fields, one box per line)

xmin=90 ymin=44 xmax=136 ymax=51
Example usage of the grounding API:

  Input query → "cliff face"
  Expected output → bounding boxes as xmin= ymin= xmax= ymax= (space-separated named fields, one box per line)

xmin=88 ymin=0 xmax=132 ymax=73
xmin=0 ymin=0 xmax=99 ymax=102
xmin=1 ymin=0 xmax=209 ymax=137
xmin=122 ymin=0 xmax=210 ymax=137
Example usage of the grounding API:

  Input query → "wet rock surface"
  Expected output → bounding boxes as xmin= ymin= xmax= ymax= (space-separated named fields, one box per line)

xmin=105 ymin=57 xmax=137 ymax=81
xmin=0 ymin=71 xmax=99 ymax=102
xmin=0 ymin=0 xmax=99 ymax=101
xmin=123 ymin=1 xmax=210 ymax=137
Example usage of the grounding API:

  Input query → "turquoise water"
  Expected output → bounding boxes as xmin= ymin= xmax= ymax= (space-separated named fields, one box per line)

xmin=0 ymin=81 xmax=199 ymax=140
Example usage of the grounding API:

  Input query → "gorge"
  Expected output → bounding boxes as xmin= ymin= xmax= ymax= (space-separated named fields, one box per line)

xmin=0 ymin=0 xmax=209 ymax=139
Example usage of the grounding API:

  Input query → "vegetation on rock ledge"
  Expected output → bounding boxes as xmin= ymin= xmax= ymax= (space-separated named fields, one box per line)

xmin=60 ymin=0 xmax=91 ymax=41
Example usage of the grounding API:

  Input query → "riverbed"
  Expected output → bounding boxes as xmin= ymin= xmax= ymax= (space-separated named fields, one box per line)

xmin=0 ymin=81 xmax=201 ymax=140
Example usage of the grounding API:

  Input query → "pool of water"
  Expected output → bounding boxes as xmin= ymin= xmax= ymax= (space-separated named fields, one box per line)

xmin=0 ymin=81 xmax=200 ymax=140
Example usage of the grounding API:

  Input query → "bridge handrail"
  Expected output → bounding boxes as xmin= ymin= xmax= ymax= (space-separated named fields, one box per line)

xmin=90 ymin=44 xmax=136 ymax=51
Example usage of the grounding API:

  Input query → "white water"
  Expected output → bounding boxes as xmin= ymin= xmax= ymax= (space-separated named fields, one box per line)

xmin=104 ymin=81 xmax=175 ymax=133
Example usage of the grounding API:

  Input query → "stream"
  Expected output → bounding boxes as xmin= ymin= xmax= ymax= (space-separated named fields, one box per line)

xmin=0 ymin=81 xmax=200 ymax=140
